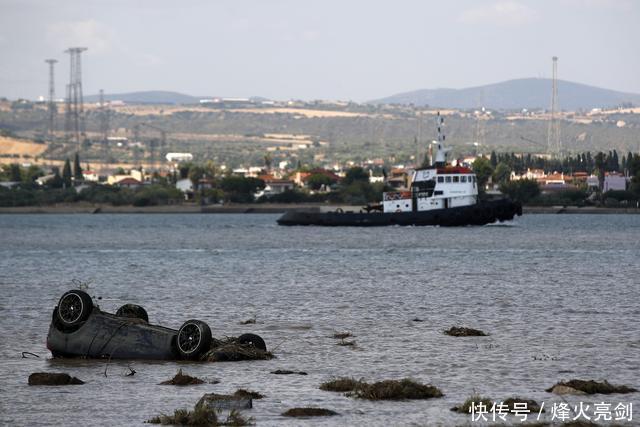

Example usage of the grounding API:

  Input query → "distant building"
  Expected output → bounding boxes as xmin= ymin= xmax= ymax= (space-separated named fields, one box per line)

xmin=82 ymin=170 xmax=99 ymax=182
xmin=604 ymin=173 xmax=626 ymax=192
xmin=115 ymin=177 xmax=142 ymax=189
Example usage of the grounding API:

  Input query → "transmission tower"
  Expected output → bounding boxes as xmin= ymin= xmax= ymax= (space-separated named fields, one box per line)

xmin=44 ymin=59 xmax=58 ymax=141
xmin=547 ymin=56 xmax=561 ymax=156
xmin=64 ymin=47 xmax=88 ymax=151
xmin=98 ymin=89 xmax=111 ymax=165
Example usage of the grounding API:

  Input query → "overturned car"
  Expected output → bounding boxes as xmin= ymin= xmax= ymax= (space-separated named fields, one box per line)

xmin=47 ymin=289 xmax=268 ymax=361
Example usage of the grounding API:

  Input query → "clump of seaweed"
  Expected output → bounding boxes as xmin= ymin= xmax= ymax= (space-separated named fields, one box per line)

xmin=148 ymin=407 xmax=251 ymax=426
xmin=444 ymin=326 xmax=487 ymax=337
xmin=160 ymin=369 xmax=205 ymax=386
xmin=281 ymin=408 xmax=338 ymax=417
xmin=546 ymin=379 xmax=637 ymax=395
xmin=319 ymin=377 xmax=363 ymax=392
xmin=349 ymin=378 xmax=443 ymax=400
xmin=201 ymin=337 xmax=274 ymax=362
xmin=451 ymin=394 xmax=493 ymax=413
xmin=233 ymin=389 xmax=264 ymax=400
xmin=239 ymin=318 xmax=256 ymax=325
xmin=336 ymin=340 xmax=356 ymax=347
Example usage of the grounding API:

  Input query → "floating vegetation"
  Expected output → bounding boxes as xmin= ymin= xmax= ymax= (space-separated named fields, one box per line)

xmin=451 ymin=394 xmax=493 ymax=413
xmin=270 ymin=370 xmax=307 ymax=375
xmin=281 ymin=408 xmax=339 ymax=417
xmin=349 ymin=378 xmax=443 ymax=400
xmin=546 ymin=379 xmax=637 ymax=395
xmin=160 ymin=369 xmax=205 ymax=386
xmin=336 ymin=340 xmax=356 ymax=347
xmin=233 ymin=389 xmax=264 ymax=400
xmin=201 ymin=337 xmax=273 ymax=362
xmin=28 ymin=372 xmax=84 ymax=385
xmin=319 ymin=377 xmax=363 ymax=392
xmin=239 ymin=318 xmax=256 ymax=325
xmin=444 ymin=326 xmax=488 ymax=337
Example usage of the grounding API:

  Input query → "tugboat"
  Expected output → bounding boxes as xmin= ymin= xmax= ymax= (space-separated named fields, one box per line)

xmin=277 ymin=114 xmax=521 ymax=226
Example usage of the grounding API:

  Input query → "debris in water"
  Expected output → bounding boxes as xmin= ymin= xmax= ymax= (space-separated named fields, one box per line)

xmin=444 ymin=326 xmax=488 ymax=337
xmin=411 ymin=318 xmax=424 ymax=322
xmin=196 ymin=393 xmax=253 ymax=411
xmin=160 ymin=369 xmax=205 ymax=386
xmin=21 ymin=352 xmax=40 ymax=358
xmin=239 ymin=318 xmax=256 ymax=325
xmin=336 ymin=340 xmax=356 ymax=347
xmin=233 ymin=389 xmax=264 ymax=400
xmin=319 ymin=377 xmax=363 ymax=392
xmin=201 ymin=337 xmax=273 ymax=362
xmin=349 ymin=378 xmax=443 ymax=400
xmin=28 ymin=372 xmax=84 ymax=385
xmin=546 ymin=379 xmax=637 ymax=395
xmin=332 ymin=332 xmax=353 ymax=340
xmin=281 ymin=408 xmax=339 ymax=417
xmin=271 ymin=370 xmax=307 ymax=375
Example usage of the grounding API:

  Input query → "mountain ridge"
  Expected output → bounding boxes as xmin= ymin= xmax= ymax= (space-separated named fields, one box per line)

xmin=370 ymin=78 xmax=640 ymax=110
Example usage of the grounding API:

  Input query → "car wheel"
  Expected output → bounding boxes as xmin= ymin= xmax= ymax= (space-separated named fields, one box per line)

xmin=56 ymin=290 xmax=93 ymax=326
xmin=238 ymin=333 xmax=267 ymax=351
xmin=176 ymin=320 xmax=212 ymax=360
xmin=115 ymin=304 xmax=149 ymax=322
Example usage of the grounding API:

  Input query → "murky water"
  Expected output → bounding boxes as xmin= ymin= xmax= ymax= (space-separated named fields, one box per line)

xmin=0 ymin=214 xmax=638 ymax=426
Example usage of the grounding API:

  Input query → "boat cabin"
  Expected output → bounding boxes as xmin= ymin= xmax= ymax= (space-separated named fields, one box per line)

xmin=382 ymin=143 xmax=478 ymax=213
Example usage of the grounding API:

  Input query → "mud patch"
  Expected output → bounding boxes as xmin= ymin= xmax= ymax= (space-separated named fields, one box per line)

xmin=350 ymin=378 xmax=443 ymax=400
xmin=546 ymin=379 xmax=637 ymax=395
xmin=320 ymin=377 xmax=363 ymax=392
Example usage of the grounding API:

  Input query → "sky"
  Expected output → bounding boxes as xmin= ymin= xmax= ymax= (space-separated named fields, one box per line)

xmin=0 ymin=0 xmax=638 ymax=101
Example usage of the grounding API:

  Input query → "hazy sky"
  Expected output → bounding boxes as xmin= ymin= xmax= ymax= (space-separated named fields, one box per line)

xmin=1 ymin=0 xmax=638 ymax=101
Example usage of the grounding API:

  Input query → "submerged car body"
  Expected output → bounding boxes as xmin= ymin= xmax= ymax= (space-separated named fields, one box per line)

xmin=47 ymin=289 xmax=265 ymax=361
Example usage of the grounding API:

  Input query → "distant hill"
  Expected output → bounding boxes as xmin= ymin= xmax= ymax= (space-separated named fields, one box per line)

xmin=371 ymin=78 xmax=640 ymax=110
xmin=84 ymin=91 xmax=200 ymax=104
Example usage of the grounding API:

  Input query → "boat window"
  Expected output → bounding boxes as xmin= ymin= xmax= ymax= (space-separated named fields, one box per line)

xmin=445 ymin=176 xmax=452 ymax=183
xmin=453 ymin=176 xmax=459 ymax=183
xmin=461 ymin=176 xmax=467 ymax=183
xmin=434 ymin=190 xmax=443 ymax=195
xmin=437 ymin=176 xmax=444 ymax=183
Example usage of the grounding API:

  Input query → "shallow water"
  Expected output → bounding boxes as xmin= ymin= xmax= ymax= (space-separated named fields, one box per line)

xmin=0 ymin=213 xmax=638 ymax=426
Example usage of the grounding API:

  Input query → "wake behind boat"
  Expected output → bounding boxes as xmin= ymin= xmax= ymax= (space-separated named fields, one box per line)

xmin=277 ymin=113 xmax=522 ymax=226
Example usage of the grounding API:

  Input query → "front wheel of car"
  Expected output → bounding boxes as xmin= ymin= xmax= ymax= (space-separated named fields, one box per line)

xmin=176 ymin=320 xmax=212 ymax=360
xmin=56 ymin=290 xmax=93 ymax=327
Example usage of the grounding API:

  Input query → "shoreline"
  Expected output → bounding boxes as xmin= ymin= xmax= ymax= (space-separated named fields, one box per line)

xmin=0 ymin=203 xmax=639 ymax=214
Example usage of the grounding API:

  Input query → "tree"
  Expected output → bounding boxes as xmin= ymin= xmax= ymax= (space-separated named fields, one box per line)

xmin=9 ymin=164 xmax=21 ymax=182
xmin=62 ymin=158 xmax=72 ymax=188
xmin=73 ymin=152 xmax=83 ymax=180
xmin=499 ymin=179 xmax=540 ymax=204
xmin=188 ymin=165 xmax=207 ymax=191
xmin=490 ymin=151 xmax=497 ymax=168
xmin=220 ymin=176 xmax=265 ymax=203
xmin=306 ymin=173 xmax=335 ymax=190
xmin=472 ymin=157 xmax=493 ymax=193
xmin=594 ymin=152 xmax=606 ymax=198
xmin=492 ymin=162 xmax=512 ymax=185
xmin=343 ymin=167 xmax=369 ymax=185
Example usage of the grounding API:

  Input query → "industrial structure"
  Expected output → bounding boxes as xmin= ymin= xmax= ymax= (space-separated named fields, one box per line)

xmin=98 ymin=89 xmax=111 ymax=164
xmin=44 ymin=58 xmax=58 ymax=141
xmin=64 ymin=47 xmax=88 ymax=150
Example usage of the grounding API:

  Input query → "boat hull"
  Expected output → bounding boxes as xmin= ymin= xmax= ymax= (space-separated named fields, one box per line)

xmin=277 ymin=199 xmax=522 ymax=226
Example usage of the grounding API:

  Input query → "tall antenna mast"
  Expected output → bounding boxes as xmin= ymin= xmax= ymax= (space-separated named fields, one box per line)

xmin=547 ymin=56 xmax=561 ymax=157
xmin=64 ymin=47 xmax=88 ymax=152
xmin=45 ymin=59 xmax=58 ymax=141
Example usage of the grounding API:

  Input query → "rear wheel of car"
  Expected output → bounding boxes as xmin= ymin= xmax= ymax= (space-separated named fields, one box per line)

xmin=238 ymin=333 xmax=267 ymax=351
xmin=115 ymin=304 xmax=149 ymax=322
xmin=176 ymin=320 xmax=212 ymax=360
xmin=56 ymin=290 xmax=93 ymax=326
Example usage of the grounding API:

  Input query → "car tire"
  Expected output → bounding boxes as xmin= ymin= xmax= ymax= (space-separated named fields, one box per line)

xmin=238 ymin=333 xmax=267 ymax=351
xmin=56 ymin=290 xmax=93 ymax=327
xmin=176 ymin=319 xmax=212 ymax=360
xmin=115 ymin=304 xmax=149 ymax=322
